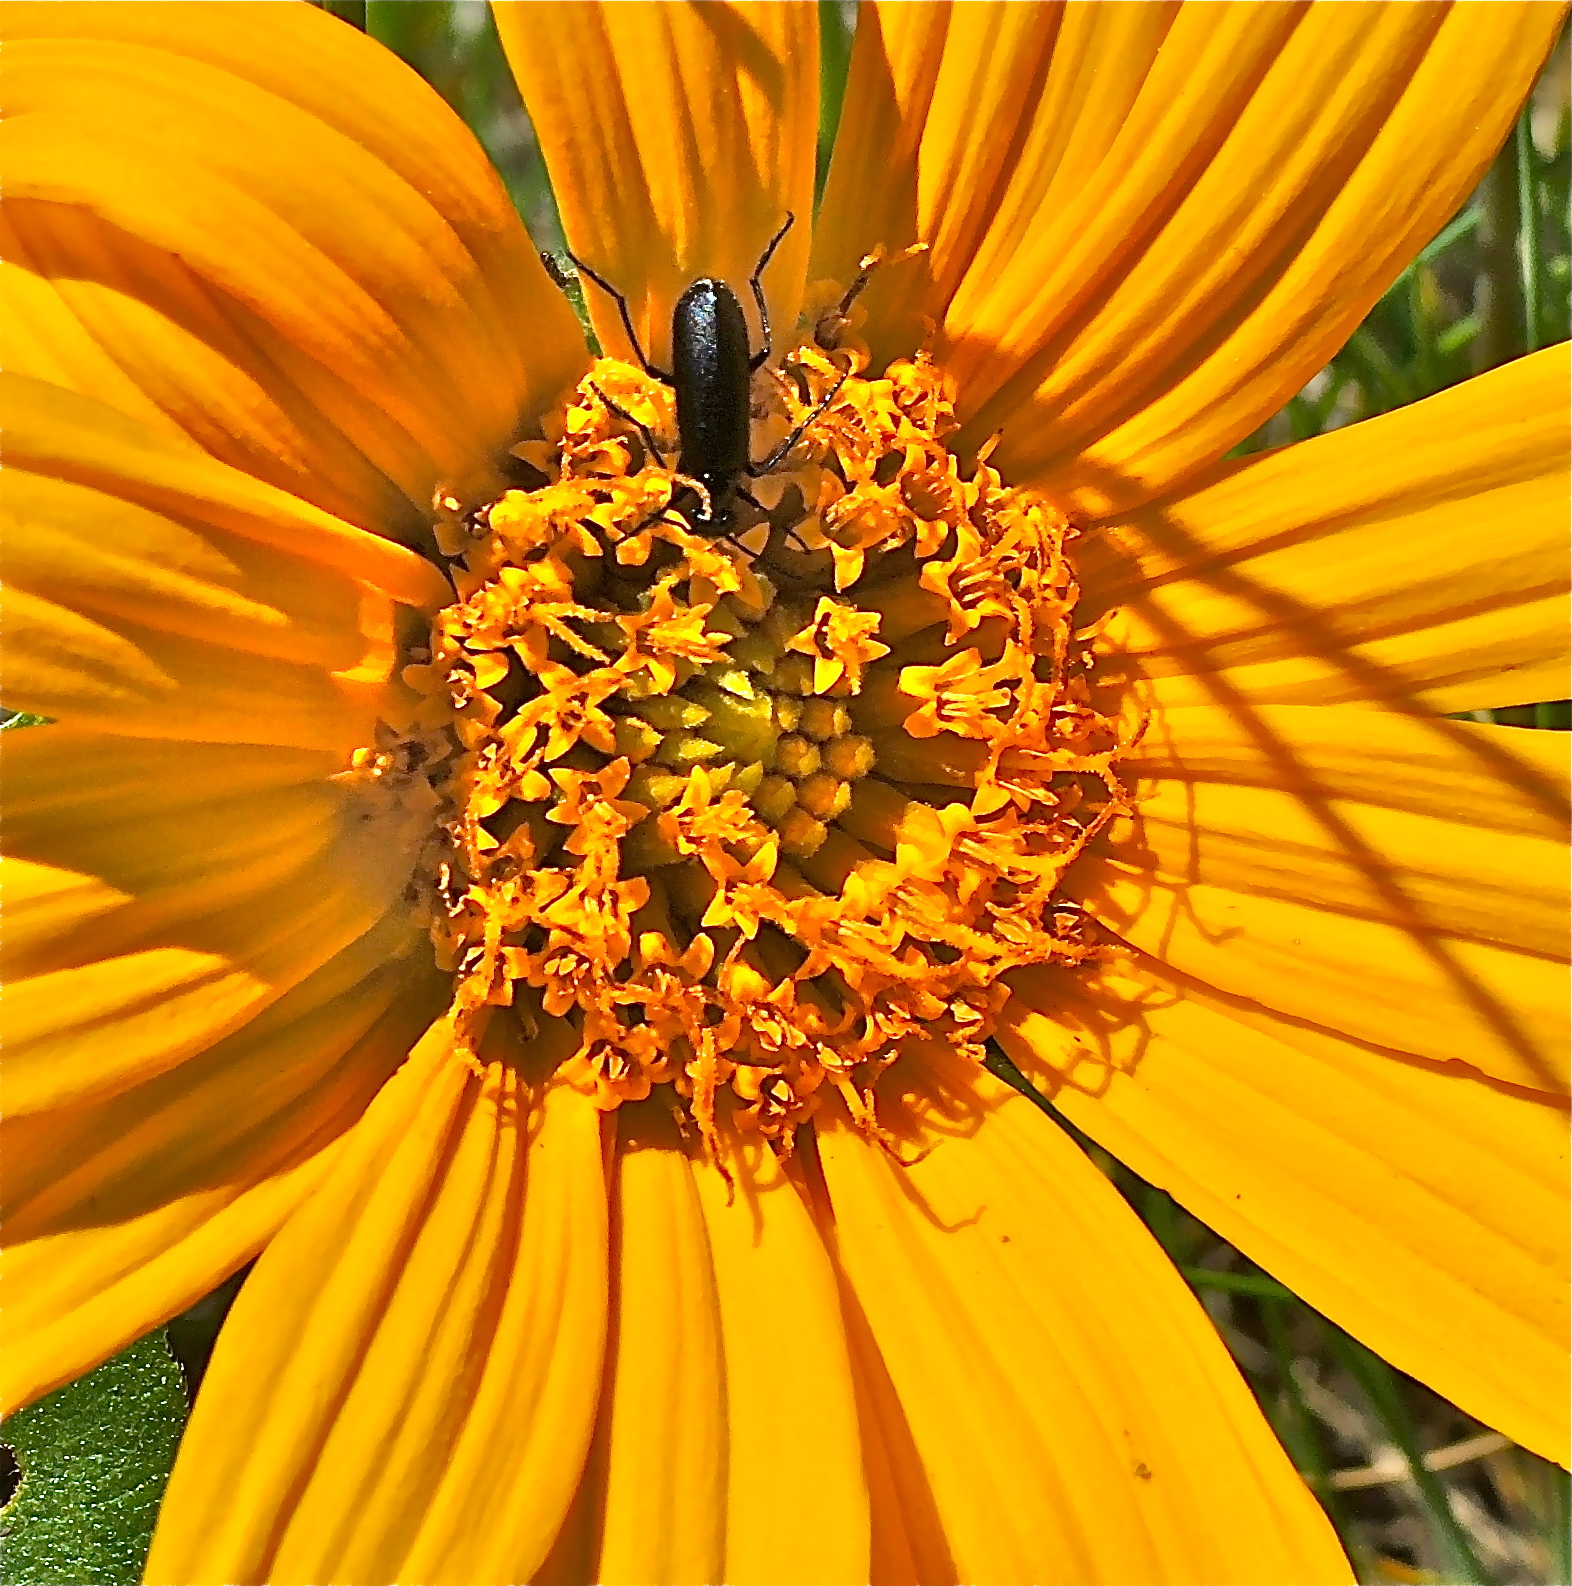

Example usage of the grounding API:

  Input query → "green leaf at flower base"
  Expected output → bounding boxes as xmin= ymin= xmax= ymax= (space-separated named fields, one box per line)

xmin=0 ymin=1333 xmax=187 ymax=1586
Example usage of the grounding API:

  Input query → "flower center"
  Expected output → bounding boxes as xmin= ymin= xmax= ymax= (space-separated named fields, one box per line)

xmin=391 ymin=343 xmax=1134 ymax=1156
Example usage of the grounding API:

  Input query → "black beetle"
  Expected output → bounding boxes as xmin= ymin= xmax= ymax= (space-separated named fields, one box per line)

xmin=563 ymin=215 xmax=848 ymax=540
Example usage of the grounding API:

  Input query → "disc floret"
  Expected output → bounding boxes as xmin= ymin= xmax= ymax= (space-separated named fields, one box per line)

xmin=393 ymin=337 xmax=1136 ymax=1159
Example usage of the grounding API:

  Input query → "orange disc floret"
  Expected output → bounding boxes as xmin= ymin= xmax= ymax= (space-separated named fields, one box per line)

xmin=384 ymin=345 xmax=1137 ymax=1164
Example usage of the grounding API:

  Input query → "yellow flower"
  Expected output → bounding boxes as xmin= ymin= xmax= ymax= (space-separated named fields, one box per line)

xmin=2 ymin=3 xmax=1567 ymax=1583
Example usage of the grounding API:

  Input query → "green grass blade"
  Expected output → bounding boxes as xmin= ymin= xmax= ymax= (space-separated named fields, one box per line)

xmin=313 ymin=0 xmax=366 ymax=27
xmin=1257 ymin=1299 xmax=1366 ymax=1572
xmin=1516 ymin=109 xmax=1542 ymax=353
xmin=1180 ymin=1268 xmax=1295 ymax=1301
xmin=1550 ymin=1464 xmax=1571 ymax=1586
xmin=816 ymin=0 xmax=855 ymax=206
xmin=1324 ymin=1328 xmax=1487 ymax=1585
xmin=1343 ymin=326 xmax=1415 ymax=412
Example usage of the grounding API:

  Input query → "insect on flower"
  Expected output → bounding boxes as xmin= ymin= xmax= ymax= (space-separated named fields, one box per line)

xmin=563 ymin=212 xmax=877 ymax=548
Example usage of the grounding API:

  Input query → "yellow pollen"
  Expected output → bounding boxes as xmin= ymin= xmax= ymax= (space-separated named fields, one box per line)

xmin=389 ymin=333 xmax=1138 ymax=1162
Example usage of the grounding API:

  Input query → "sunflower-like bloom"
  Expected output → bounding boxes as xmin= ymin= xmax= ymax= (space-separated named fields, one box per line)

xmin=3 ymin=4 xmax=1567 ymax=1583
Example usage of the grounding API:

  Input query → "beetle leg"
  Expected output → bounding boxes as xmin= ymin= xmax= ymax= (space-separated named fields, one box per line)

xmin=563 ymin=251 xmax=675 ymax=384
xmin=590 ymin=382 xmax=668 ymax=468
xmin=747 ymin=366 xmax=850 ymax=476
xmin=747 ymin=212 xmax=796 ymax=372
xmin=736 ymin=488 xmax=812 ymax=557
xmin=819 ymin=264 xmax=877 ymax=351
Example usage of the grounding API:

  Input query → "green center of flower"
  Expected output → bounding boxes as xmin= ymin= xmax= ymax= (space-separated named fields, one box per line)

xmin=383 ymin=341 xmax=1135 ymax=1156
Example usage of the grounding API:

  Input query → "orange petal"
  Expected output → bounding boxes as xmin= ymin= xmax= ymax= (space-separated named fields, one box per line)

xmin=1073 ymin=703 xmax=1569 ymax=1094
xmin=2 ymin=579 xmax=383 ymax=752
xmin=1 ymin=377 xmax=438 ymax=743
xmin=1088 ymin=345 xmax=1570 ymax=714
xmin=0 ymin=955 xmax=440 ymax=1413
xmin=1000 ymin=974 xmax=1571 ymax=1465
xmin=2 ymin=730 xmax=430 ymax=1112
xmin=916 ymin=2 xmax=1563 ymax=512
xmin=814 ymin=1047 xmax=1350 ymax=1584
xmin=145 ymin=1025 xmax=610 ymax=1586
xmin=497 ymin=0 xmax=817 ymax=370
xmin=810 ymin=0 xmax=950 ymax=309
xmin=2 ymin=1 xmax=584 ymax=538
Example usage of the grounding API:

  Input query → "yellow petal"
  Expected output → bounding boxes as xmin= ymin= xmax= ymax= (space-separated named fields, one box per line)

xmin=2 ymin=2 xmax=584 ymax=539
xmin=2 ymin=376 xmax=441 ymax=742
xmin=920 ymin=2 xmax=1564 ymax=512
xmin=837 ymin=1269 xmax=957 ymax=1586
xmin=5 ymin=374 xmax=448 ymax=610
xmin=145 ymin=1026 xmax=610 ymax=1586
xmin=1000 ymin=974 xmax=1571 ymax=1464
xmin=2 ymin=730 xmax=429 ymax=1112
xmin=1088 ymin=345 xmax=1571 ymax=714
xmin=550 ymin=1111 xmax=870 ymax=1586
xmin=2 ymin=1162 xmax=321 ymax=1427
xmin=691 ymin=1131 xmax=869 ymax=1586
xmin=2 ymin=579 xmax=385 ymax=752
xmin=497 ymin=0 xmax=817 ymax=371
xmin=1072 ymin=703 xmax=1569 ymax=1094
xmin=814 ymin=1047 xmax=1350 ymax=1585
xmin=0 ymin=953 xmax=440 ymax=1413
xmin=585 ymin=1110 xmax=727 ymax=1586
xmin=812 ymin=0 xmax=1068 ymax=357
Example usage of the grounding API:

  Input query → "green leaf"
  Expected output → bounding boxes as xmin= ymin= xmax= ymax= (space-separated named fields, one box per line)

xmin=0 ymin=1333 xmax=188 ymax=1586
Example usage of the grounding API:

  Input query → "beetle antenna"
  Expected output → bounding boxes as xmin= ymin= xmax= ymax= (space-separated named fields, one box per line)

xmin=627 ymin=473 xmax=720 ymax=541
xmin=669 ymin=473 xmax=715 ymax=525
xmin=748 ymin=212 xmax=795 ymax=372
xmin=563 ymin=249 xmax=675 ymax=385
